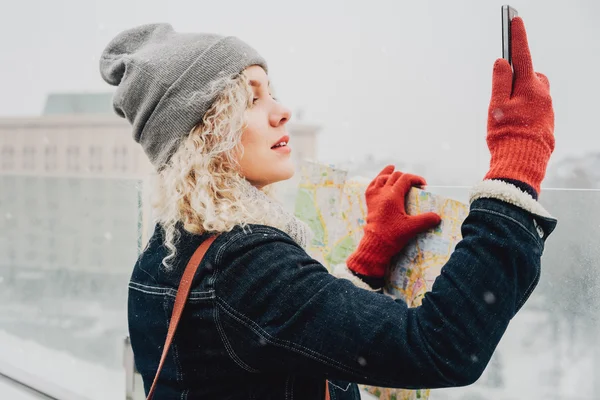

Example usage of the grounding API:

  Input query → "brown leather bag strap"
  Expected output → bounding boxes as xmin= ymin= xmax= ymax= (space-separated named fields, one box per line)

xmin=146 ymin=235 xmax=218 ymax=400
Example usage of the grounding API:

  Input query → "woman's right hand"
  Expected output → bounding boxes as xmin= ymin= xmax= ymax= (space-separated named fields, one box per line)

xmin=484 ymin=17 xmax=555 ymax=195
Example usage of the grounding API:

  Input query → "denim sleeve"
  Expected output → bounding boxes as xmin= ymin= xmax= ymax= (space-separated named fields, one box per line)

xmin=212 ymin=197 xmax=556 ymax=389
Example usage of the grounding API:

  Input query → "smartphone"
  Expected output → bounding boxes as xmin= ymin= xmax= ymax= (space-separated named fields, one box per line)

xmin=501 ymin=5 xmax=519 ymax=65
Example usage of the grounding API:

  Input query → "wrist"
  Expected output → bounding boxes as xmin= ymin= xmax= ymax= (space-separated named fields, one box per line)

xmin=495 ymin=178 xmax=538 ymax=200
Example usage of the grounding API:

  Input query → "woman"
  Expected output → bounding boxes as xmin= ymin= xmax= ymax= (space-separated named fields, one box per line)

xmin=100 ymin=17 xmax=556 ymax=399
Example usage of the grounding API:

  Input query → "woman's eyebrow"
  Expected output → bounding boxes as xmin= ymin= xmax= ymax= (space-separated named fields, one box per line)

xmin=249 ymin=79 xmax=271 ymax=88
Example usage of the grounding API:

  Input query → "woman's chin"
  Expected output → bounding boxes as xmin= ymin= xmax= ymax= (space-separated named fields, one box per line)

xmin=270 ymin=159 xmax=295 ymax=181
xmin=281 ymin=164 xmax=296 ymax=181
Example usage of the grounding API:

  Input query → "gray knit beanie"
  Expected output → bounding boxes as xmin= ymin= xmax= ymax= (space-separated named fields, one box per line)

xmin=99 ymin=23 xmax=268 ymax=169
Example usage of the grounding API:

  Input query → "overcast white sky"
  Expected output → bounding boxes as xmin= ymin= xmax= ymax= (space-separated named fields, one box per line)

xmin=1 ymin=0 xmax=598 ymax=184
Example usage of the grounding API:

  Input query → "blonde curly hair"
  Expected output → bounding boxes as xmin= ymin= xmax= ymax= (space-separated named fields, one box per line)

xmin=150 ymin=71 xmax=290 ymax=268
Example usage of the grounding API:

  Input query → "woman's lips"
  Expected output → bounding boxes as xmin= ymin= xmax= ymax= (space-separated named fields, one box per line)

xmin=271 ymin=134 xmax=291 ymax=154
xmin=272 ymin=144 xmax=291 ymax=154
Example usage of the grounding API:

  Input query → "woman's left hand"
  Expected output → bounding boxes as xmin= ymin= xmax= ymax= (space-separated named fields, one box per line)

xmin=346 ymin=165 xmax=441 ymax=278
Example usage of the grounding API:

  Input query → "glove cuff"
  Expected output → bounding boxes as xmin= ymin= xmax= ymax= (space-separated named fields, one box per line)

xmin=346 ymin=231 xmax=398 ymax=278
xmin=485 ymin=137 xmax=554 ymax=194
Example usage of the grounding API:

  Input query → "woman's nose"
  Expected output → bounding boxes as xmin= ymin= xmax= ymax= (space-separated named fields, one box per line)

xmin=271 ymin=103 xmax=292 ymax=127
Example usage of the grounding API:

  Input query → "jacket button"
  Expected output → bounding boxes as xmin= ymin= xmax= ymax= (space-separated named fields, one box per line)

xmin=533 ymin=219 xmax=544 ymax=238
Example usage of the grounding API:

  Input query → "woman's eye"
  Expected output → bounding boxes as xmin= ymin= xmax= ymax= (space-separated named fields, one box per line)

xmin=252 ymin=95 xmax=277 ymax=105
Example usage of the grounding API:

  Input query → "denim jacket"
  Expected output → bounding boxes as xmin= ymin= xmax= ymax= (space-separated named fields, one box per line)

xmin=128 ymin=183 xmax=556 ymax=400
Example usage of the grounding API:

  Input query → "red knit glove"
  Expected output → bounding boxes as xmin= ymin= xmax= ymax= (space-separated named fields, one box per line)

xmin=485 ymin=17 xmax=555 ymax=194
xmin=346 ymin=165 xmax=442 ymax=278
